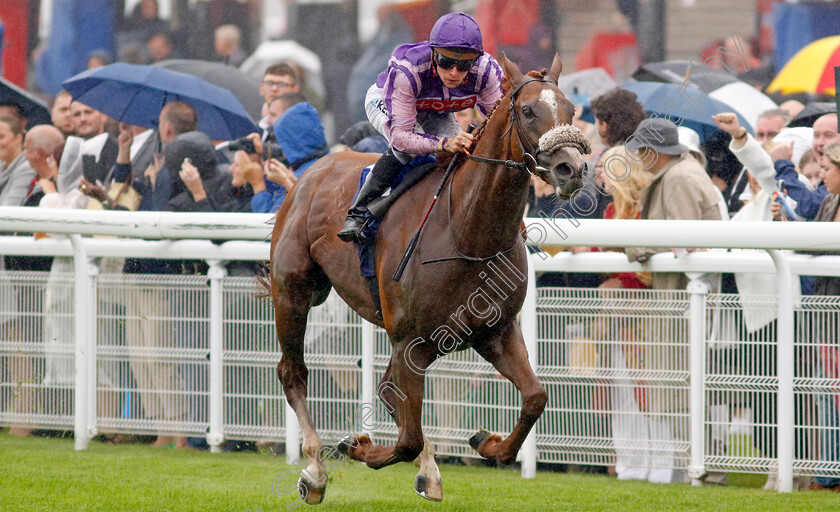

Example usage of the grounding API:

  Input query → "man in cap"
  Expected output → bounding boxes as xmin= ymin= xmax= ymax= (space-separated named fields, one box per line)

xmin=625 ymin=117 xmax=725 ymax=279
xmin=623 ymin=117 xmax=726 ymax=485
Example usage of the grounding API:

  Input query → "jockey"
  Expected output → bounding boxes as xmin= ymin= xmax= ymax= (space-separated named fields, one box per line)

xmin=338 ymin=12 xmax=503 ymax=243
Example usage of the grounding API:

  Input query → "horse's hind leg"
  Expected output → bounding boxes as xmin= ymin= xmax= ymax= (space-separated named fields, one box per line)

xmin=470 ymin=323 xmax=547 ymax=465
xmin=376 ymin=363 xmax=443 ymax=501
xmin=273 ymin=274 xmax=328 ymax=505
xmin=339 ymin=341 xmax=436 ymax=472
xmin=414 ymin=439 xmax=443 ymax=501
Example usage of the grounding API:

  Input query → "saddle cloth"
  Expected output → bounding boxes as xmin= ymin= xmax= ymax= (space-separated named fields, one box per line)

xmin=355 ymin=155 xmax=437 ymax=278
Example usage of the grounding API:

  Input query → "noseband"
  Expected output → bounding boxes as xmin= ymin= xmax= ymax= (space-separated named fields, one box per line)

xmin=468 ymin=78 xmax=551 ymax=175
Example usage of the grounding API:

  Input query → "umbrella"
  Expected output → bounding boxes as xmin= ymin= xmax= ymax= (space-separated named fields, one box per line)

xmin=62 ymin=63 xmax=258 ymax=141
xmin=633 ymin=60 xmax=737 ymax=91
xmin=766 ymin=35 xmax=840 ymax=95
xmin=0 ymin=77 xmax=52 ymax=128
xmin=633 ymin=61 xmax=777 ymax=128
xmin=154 ymin=59 xmax=264 ymax=122
xmin=556 ymin=68 xmax=617 ymax=104
xmin=788 ymin=101 xmax=837 ymax=128
xmin=706 ymin=81 xmax=777 ymax=130
xmin=581 ymin=81 xmax=753 ymax=142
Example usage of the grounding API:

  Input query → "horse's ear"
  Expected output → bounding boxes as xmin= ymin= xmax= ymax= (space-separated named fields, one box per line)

xmin=547 ymin=54 xmax=563 ymax=84
xmin=500 ymin=52 xmax=523 ymax=94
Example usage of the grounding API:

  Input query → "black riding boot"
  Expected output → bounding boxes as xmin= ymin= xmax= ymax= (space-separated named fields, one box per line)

xmin=337 ymin=150 xmax=404 ymax=242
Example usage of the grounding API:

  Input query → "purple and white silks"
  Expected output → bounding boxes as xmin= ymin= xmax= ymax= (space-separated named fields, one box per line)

xmin=371 ymin=41 xmax=503 ymax=156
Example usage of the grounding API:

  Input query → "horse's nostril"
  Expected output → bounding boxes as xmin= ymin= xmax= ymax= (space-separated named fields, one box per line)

xmin=553 ymin=163 xmax=573 ymax=178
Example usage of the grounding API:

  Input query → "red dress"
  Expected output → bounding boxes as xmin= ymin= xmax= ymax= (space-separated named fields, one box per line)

xmin=593 ymin=203 xmax=650 ymax=289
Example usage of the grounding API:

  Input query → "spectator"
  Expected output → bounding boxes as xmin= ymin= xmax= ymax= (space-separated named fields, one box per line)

xmin=1 ymin=125 xmax=64 ymax=436
xmin=590 ymin=88 xmax=646 ymax=148
xmin=337 ymin=120 xmax=388 ymax=154
xmin=264 ymin=92 xmax=305 ymax=129
xmin=584 ymin=146 xmax=653 ymax=290
xmin=250 ymin=102 xmax=327 ymax=214
xmin=86 ymin=49 xmax=113 ymax=69
xmin=624 ymin=118 xmax=725 ymax=484
xmin=703 ymin=129 xmax=744 ymax=216
xmin=779 ymin=99 xmax=805 ymax=118
xmin=37 ymin=134 xmax=89 ymax=417
xmin=726 ymin=109 xmax=793 ymax=213
xmin=257 ymin=63 xmax=301 ymax=140
xmin=111 ymin=103 xmax=198 ymax=449
xmin=167 ymin=132 xmax=232 ymax=212
xmin=626 ymin=117 xmax=725 ymax=276
xmin=70 ymin=101 xmax=119 ymax=186
xmin=802 ymin=140 xmax=840 ymax=493
xmin=582 ymin=145 xmax=659 ymax=481
xmin=754 ymin=108 xmax=790 ymax=143
xmin=259 ymin=63 xmax=300 ymax=114
xmin=50 ymin=91 xmax=75 ymax=137
xmin=146 ymin=31 xmax=174 ymax=64
xmin=0 ymin=103 xmax=25 ymax=126
xmin=214 ymin=24 xmax=246 ymax=67
xmin=0 ymin=115 xmax=37 ymax=206
xmin=772 ymin=113 xmax=836 ymax=220
xmin=120 ymin=0 xmax=169 ymax=42
xmin=164 ymin=130 xmax=235 ymax=450
xmin=713 ymin=112 xmax=811 ymax=490
xmin=799 ymin=149 xmax=821 ymax=189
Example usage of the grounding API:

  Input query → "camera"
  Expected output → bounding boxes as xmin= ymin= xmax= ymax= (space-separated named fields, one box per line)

xmin=226 ymin=137 xmax=288 ymax=165
xmin=227 ymin=136 xmax=257 ymax=154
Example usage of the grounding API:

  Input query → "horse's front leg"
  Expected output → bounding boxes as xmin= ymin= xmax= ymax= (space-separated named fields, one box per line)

xmin=470 ymin=323 xmax=547 ymax=465
xmin=339 ymin=340 xmax=435 ymax=470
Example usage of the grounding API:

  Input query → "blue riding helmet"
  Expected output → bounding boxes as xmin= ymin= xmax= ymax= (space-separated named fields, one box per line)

xmin=428 ymin=12 xmax=483 ymax=54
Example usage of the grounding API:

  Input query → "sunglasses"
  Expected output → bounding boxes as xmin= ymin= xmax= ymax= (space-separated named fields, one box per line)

xmin=434 ymin=51 xmax=477 ymax=72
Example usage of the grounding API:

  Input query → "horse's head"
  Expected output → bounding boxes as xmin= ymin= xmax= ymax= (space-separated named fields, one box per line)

xmin=500 ymin=54 xmax=590 ymax=200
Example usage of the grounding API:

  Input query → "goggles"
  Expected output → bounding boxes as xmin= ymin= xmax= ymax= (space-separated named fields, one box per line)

xmin=433 ymin=51 xmax=477 ymax=72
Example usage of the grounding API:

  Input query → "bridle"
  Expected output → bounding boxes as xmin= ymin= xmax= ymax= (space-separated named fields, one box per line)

xmin=467 ymin=77 xmax=552 ymax=176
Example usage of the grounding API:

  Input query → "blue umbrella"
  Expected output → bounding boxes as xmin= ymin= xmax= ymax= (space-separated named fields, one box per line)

xmin=581 ymin=81 xmax=753 ymax=142
xmin=62 ymin=63 xmax=258 ymax=140
xmin=0 ymin=77 xmax=52 ymax=128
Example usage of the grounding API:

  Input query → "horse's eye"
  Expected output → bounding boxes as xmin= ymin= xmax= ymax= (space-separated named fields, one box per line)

xmin=521 ymin=106 xmax=534 ymax=118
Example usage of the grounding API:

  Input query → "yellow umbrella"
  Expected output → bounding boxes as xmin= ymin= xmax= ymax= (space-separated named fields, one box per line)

xmin=767 ymin=35 xmax=840 ymax=95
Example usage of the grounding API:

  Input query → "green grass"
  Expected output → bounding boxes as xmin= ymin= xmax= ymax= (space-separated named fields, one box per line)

xmin=1 ymin=432 xmax=837 ymax=512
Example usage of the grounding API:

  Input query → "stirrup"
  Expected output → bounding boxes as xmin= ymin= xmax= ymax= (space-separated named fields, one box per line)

xmin=338 ymin=217 xmax=365 ymax=242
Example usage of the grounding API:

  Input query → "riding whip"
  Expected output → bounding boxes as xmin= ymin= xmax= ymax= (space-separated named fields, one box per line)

xmin=393 ymin=125 xmax=475 ymax=282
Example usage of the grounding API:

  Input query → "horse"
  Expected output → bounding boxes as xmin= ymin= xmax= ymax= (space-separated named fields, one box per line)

xmin=268 ymin=53 xmax=589 ymax=504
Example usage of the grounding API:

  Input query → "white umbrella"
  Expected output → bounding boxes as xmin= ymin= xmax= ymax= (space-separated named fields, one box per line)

xmin=240 ymin=40 xmax=325 ymax=99
xmin=708 ymin=81 xmax=777 ymax=130
xmin=557 ymin=67 xmax=617 ymax=103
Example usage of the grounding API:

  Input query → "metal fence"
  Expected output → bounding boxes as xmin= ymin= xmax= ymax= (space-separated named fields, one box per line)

xmin=2 ymin=209 xmax=840 ymax=493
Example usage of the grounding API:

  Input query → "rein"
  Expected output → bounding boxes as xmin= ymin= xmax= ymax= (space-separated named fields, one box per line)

xmin=467 ymin=77 xmax=551 ymax=176
xmin=420 ymin=79 xmax=552 ymax=266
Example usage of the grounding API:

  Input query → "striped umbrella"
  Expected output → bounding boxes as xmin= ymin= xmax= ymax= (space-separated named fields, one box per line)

xmin=767 ymin=35 xmax=840 ymax=95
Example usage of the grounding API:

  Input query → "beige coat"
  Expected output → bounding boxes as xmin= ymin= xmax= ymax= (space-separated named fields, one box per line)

xmin=625 ymin=153 xmax=724 ymax=290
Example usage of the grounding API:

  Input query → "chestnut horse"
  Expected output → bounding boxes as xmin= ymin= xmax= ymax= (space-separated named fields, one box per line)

xmin=268 ymin=53 xmax=588 ymax=504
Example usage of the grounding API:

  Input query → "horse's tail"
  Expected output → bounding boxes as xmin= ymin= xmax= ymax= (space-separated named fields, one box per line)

xmin=254 ymin=263 xmax=272 ymax=299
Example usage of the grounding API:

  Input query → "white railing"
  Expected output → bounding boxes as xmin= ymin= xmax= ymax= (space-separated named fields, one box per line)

xmin=2 ymin=207 xmax=840 ymax=494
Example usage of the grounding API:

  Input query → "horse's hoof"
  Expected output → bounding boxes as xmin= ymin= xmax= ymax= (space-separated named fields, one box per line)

xmin=298 ymin=477 xmax=326 ymax=505
xmin=469 ymin=429 xmax=492 ymax=451
xmin=337 ymin=436 xmax=354 ymax=457
xmin=414 ymin=475 xmax=443 ymax=502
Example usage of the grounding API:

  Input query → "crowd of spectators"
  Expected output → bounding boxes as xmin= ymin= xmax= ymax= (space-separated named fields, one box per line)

xmin=525 ymin=77 xmax=840 ymax=489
